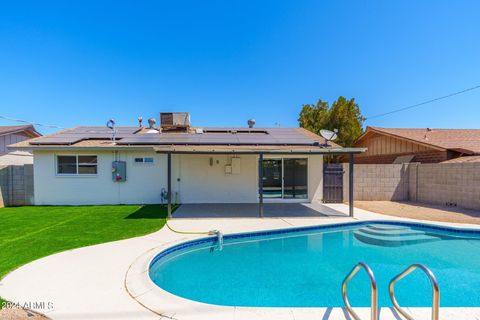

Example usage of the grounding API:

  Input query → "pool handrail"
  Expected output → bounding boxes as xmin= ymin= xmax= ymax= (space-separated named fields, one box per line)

xmin=342 ymin=262 xmax=379 ymax=320
xmin=389 ymin=263 xmax=440 ymax=320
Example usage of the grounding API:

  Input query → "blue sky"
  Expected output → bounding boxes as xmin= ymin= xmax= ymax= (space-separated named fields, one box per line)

xmin=1 ymin=1 xmax=479 ymax=134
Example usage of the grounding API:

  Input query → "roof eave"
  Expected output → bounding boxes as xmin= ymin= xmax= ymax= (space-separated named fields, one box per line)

xmin=153 ymin=147 xmax=367 ymax=155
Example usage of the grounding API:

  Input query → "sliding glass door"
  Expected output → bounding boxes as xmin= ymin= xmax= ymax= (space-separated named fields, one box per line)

xmin=283 ymin=158 xmax=308 ymax=199
xmin=262 ymin=159 xmax=283 ymax=198
xmin=262 ymin=158 xmax=308 ymax=200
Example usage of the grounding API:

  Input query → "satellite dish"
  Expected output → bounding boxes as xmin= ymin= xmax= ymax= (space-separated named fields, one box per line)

xmin=320 ymin=129 xmax=338 ymax=140
xmin=320 ymin=129 xmax=338 ymax=144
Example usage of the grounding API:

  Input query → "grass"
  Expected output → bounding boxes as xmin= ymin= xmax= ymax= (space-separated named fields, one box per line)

xmin=0 ymin=204 xmax=172 ymax=307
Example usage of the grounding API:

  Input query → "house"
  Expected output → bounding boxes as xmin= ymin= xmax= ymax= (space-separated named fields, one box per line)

xmin=0 ymin=125 xmax=41 ymax=165
xmin=352 ymin=126 xmax=480 ymax=164
xmin=9 ymin=112 xmax=365 ymax=216
xmin=0 ymin=125 xmax=41 ymax=155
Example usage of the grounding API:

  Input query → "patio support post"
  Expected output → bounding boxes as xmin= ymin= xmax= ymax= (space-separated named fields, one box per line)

xmin=167 ymin=152 xmax=172 ymax=219
xmin=258 ymin=153 xmax=264 ymax=218
xmin=349 ymin=153 xmax=354 ymax=217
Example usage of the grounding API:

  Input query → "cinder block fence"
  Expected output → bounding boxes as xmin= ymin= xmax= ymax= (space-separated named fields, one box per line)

xmin=0 ymin=164 xmax=34 ymax=207
xmin=344 ymin=162 xmax=480 ymax=211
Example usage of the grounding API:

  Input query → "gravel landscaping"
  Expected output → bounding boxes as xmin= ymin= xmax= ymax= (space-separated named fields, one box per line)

xmin=355 ymin=201 xmax=480 ymax=224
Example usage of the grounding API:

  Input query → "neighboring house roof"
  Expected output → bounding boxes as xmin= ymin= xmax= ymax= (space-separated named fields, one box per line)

xmin=9 ymin=126 xmax=365 ymax=155
xmin=0 ymin=125 xmax=41 ymax=138
xmin=441 ymin=155 xmax=480 ymax=164
xmin=357 ymin=126 xmax=480 ymax=155
xmin=0 ymin=151 xmax=33 ymax=166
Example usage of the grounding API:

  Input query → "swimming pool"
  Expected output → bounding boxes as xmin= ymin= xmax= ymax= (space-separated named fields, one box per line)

xmin=149 ymin=221 xmax=480 ymax=307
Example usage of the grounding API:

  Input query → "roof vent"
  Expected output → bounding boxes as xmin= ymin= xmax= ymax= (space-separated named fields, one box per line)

xmin=248 ymin=119 xmax=256 ymax=128
xmin=148 ymin=118 xmax=156 ymax=129
xmin=160 ymin=112 xmax=190 ymax=131
xmin=138 ymin=116 xmax=143 ymax=127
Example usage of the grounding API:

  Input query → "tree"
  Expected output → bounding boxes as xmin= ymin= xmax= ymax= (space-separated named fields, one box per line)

xmin=298 ymin=96 xmax=364 ymax=147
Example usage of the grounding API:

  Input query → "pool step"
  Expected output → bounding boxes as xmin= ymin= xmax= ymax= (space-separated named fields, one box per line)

xmin=366 ymin=224 xmax=410 ymax=232
xmin=359 ymin=227 xmax=426 ymax=238
xmin=354 ymin=226 xmax=440 ymax=247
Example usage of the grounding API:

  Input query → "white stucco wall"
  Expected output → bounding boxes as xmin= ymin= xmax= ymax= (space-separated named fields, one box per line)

xmin=172 ymin=154 xmax=259 ymax=203
xmin=33 ymin=150 xmax=167 ymax=205
xmin=308 ymin=155 xmax=324 ymax=202
xmin=33 ymin=150 xmax=323 ymax=205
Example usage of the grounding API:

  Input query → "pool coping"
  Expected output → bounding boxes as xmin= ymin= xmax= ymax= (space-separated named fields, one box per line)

xmin=125 ymin=217 xmax=480 ymax=320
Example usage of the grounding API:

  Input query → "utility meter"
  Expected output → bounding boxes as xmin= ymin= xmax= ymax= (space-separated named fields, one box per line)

xmin=112 ymin=161 xmax=126 ymax=182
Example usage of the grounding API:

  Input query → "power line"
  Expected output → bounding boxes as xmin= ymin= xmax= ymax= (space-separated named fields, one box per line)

xmin=365 ymin=84 xmax=480 ymax=120
xmin=0 ymin=115 xmax=66 ymax=129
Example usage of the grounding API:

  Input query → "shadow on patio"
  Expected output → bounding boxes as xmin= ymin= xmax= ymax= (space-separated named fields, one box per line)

xmin=172 ymin=202 xmax=349 ymax=218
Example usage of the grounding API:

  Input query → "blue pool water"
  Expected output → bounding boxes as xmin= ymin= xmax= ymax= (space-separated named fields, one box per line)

xmin=149 ymin=221 xmax=480 ymax=307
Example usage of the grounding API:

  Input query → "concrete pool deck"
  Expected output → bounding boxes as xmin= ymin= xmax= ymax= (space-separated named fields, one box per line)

xmin=1 ymin=203 xmax=480 ymax=319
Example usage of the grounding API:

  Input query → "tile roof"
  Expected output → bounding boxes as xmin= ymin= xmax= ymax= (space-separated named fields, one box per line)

xmin=363 ymin=126 xmax=480 ymax=155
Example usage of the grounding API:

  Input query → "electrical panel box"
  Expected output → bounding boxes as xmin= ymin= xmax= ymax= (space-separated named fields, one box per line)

xmin=112 ymin=161 xmax=126 ymax=182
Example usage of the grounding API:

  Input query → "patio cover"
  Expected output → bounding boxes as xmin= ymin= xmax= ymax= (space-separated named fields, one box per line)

xmin=154 ymin=145 xmax=366 ymax=219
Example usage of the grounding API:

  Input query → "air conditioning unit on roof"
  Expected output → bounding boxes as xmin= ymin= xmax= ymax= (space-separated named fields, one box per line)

xmin=160 ymin=112 xmax=190 ymax=130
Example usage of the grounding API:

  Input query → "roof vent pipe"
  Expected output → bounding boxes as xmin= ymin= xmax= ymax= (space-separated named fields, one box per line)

xmin=138 ymin=116 xmax=143 ymax=127
xmin=148 ymin=118 xmax=156 ymax=129
xmin=248 ymin=119 xmax=256 ymax=128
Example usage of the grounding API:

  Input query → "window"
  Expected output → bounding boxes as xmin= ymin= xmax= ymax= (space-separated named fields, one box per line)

xmin=57 ymin=155 xmax=97 ymax=175
xmin=57 ymin=156 xmax=77 ymax=174
xmin=78 ymin=156 xmax=98 ymax=174
xmin=134 ymin=157 xmax=154 ymax=164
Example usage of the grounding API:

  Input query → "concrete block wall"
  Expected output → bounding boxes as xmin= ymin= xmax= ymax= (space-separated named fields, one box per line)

xmin=408 ymin=163 xmax=419 ymax=201
xmin=0 ymin=164 xmax=34 ymax=207
xmin=415 ymin=163 xmax=480 ymax=210
xmin=345 ymin=162 xmax=480 ymax=211
xmin=0 ymin=165 xmax=8 ymax=206
xmin=343 ymin=163 xmax=410 ymax=201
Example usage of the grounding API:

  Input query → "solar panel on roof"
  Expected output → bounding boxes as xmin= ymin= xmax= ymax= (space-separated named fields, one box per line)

xmin=30 ymin=126 xmax=141 ymax=144
xmin=30 ymin=137 xmax=85 ymax=145
xmin=30 ymin=126 xmax=322 ymax=146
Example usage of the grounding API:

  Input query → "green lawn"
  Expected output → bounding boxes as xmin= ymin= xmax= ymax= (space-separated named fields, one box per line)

xmin=0 ymin=205 xmax=171 ymax=306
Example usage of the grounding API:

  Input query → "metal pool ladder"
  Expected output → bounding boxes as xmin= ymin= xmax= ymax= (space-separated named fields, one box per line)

xmin=389 ymin=264 xmax=440 ymax=320
xmin=342 ymin=262 xmax=379 ymax=320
